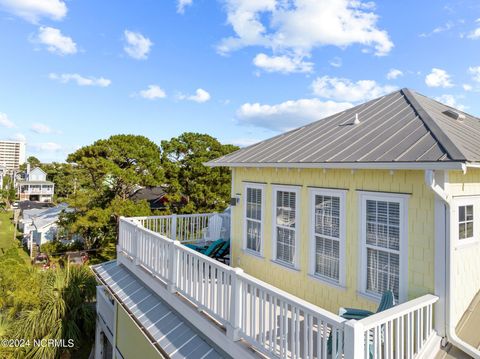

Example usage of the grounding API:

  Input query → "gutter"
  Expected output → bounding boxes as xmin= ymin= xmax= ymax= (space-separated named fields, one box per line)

xmin=425 ymin=169 xmax=480 ymax=358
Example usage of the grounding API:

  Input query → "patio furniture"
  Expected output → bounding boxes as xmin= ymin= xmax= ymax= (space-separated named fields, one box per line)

xmin=202 ymin=214 xmax=224 ymax=242
xmin=338 ymin=290 xmax=395 ymax=320
xmin=210 ymin=240 xmax=230 ymax=263
xmin=185 ymin=238 xmax=225 ymax=256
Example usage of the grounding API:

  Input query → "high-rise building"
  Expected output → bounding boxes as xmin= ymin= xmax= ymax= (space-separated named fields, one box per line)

xmin=0 ymin=140 xmax=26 ymax=172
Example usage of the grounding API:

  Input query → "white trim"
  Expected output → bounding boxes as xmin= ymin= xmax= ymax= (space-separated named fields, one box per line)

xmin=272 ymin=185 xmax=301 ymax=269
xmin=452 ymin=196 xmax=480 ymax=248
xmin=243 ymin=183 xmax=265 ymax=256
xmin=358 ymin=191 xmax=409 ymax=303
xmin=206 ymin=161 xmax=466 ymax=171
xmin=308 ymin=187 xmax=347 ymax=287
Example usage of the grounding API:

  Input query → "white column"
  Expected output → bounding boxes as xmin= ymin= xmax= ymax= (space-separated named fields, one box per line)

xmin=167 ymin=241 xmax=180 ymax=293
xmin=343 ymin=320 xmax=365 ymax=359
xmin=94 ymin=318 xmax=103 ymax=359
xmin=226 ymin=268 xmax=244 ymax=341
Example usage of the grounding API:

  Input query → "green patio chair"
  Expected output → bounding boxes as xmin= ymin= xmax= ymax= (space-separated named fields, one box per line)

xmin=210 ymin=240 xmax=230 ymax=262
xmin=185 ymin=239 xmax=225 ymax=256
xmin=338 ymin=290 xmax=395 ymax=320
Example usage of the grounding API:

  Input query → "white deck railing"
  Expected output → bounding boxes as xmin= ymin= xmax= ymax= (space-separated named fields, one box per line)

xmin=117 ymin=216 xmax=439 ymax=359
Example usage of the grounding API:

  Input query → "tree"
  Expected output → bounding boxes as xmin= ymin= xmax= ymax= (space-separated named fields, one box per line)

xmin=161 ymin=133 xmax=239 ymax=213
xmin=41 ymin=162 xmax=84 ymax=201
xmin=9 ymin=266 xmax=97 ymax=359
xmin=19 ymin=156 xmax=41 ymax=172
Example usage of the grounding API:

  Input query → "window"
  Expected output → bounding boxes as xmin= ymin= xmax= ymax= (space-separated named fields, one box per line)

xmin=310 ymin=189 xmax=346 ymax=285
xmin=458 ymin=205 xmax=474 ymax=240
xmin=360 ymin=192 xmax=408 ymax=302
xmin=244 ymin=184 xmax=264 ymax=253
xmin=273 ymin=186 xmax=300 ymax=267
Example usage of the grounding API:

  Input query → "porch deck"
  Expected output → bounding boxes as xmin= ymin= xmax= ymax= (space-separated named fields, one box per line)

xmin=97 ymin=213 xmax=441 ymax=358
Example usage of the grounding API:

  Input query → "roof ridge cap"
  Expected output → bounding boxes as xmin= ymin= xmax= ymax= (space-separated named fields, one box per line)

xmin=401 ymin=88 xmax=466 ymax=161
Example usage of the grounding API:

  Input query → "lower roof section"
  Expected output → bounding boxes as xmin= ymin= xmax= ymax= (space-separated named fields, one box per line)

xmin=92 ymin=261 xmax=224 ymax=359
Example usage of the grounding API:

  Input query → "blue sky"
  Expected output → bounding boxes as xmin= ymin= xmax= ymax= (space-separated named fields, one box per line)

xmin=0 ymin=0 xmax=479 ymax=162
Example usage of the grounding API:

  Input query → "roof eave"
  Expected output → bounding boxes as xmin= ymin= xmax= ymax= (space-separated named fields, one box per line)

xmin=205 ymin=161 xmax=467 ymax=171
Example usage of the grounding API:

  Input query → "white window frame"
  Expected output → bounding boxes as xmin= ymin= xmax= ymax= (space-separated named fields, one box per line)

xmin=358 ymin=191 xmax=409 ymax=303
xmin=243 ymin=183 xmax=265 ymax=257
xmin=452 ymin=197 xmax=479 ymax=248
xmin=272 ymin=185 xmax=301 ymax=269
xmin=309 ymin=188 xmax=347 ymax=287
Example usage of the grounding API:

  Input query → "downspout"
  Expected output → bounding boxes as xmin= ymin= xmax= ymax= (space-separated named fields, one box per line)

xmin=425 ymin=169 xmax=480 ymax=358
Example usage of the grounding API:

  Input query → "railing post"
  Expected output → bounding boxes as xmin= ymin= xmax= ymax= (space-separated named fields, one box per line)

xmin=226 ymin=268 xmax=244 ymax=341
xmin=134 ymin=223 xmax=141 ymax=265
xmin=167 ymin=241 xmax=180 ymax=293
xmin=344 ymin=319 xmax=365 ymax=359
xmin=171 ymin=214 xmax=177 ymax=241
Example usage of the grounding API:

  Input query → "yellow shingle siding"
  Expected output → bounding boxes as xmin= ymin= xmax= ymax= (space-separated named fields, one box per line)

xmin=447 ymin=168 xmax=480 ymax=324
xmin=115 ymin=306 xmax=163 ymax=359
xmin=231 ymin=167 xmax=436 ymax=313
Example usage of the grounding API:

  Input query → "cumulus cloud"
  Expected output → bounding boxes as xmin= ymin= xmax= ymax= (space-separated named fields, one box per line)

xmin=463 ymin=84 xmax=473 ymax=91
xmin=0 ymin=0 xmax=67 ymax=23
xmin=49 ymin=73 xmax=111 ymax=87
xmin=229 ymin=138 xmax=262 ymax=147
xmin=237 ymin=98 xmax=353 ymax=131
xmin=253 ymin=53 xmax=313 ymax=73
xmin=123 ymin=30 xmax=153 ymax=60
xmin=386 ymin=68 xmax=403 ymax=80
xmin=138 ymin=85 xmax=167 ymax=100
xmin=425 ymin=68 xmax=453 ymax=88
xmin=468 ymin=28 xmax=480 ymax=39
xmin=0 ymin=113 xmax=15 ymax=128
xmin=177 ymin=0 xmax=192 ymax=14
xmin=30 ymin=142 xmax=62 ymax=152
xmin=329 ymin=57 xmax=342 ymax=68
xmin=34 ymin=26 xmax=77 ymax=55
xmin=179 ymin=88 xmax=211 ymax=103
xmin=469 ymin=66 xmax=480 ymax=83
xmin=10 ymin=133 xmax=26 ymax=142
xmin=30 ymin=123 xmax=61 ymax=134
xmin=311 ymin=76 xmax=396 ymax=102
xmin=218 ymin=0 xmax=393 ymax=57
xmin=435 ymin=94 xmax=466 ymax=111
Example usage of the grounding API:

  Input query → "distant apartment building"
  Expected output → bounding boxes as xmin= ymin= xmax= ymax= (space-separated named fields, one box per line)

xmin=17 ymin=167 xmax=54 ymax=202
xmin=0 ymin=165 xmax=5 ymax=190
xmin=0 ymin=140 xmax=26 ymax=172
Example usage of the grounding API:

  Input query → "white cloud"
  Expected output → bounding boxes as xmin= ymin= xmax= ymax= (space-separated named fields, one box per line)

xmin=386 ymin=68 xmax=403 ymax=80
xmin=49 ymin=73 xmax=111 ymax=87
xmin=435 ymin=94 xmax=466 ymax=111
xmin=10 ymin=133 xmax=26 ymax=142
xmin=229 ymin=138 xmax=262 ymax=147
xmin=253 ymin=53 xmax=313 ymax=73
xmin=30 ymin=142 xmax=62 ymax=152
xmin=311 ymin=76 xmax=396 ymax=102
xmin=469 ymin=66 xmax=480 ymax=83
xmin=177 ymin=0 xmax=192 ymax=14
xmin=34 ymin=26 xmax=77 ymax=55
xmin=425 ymin=68 xmax=453 ymax=88
xmin=30 ymin=123 xmax=59 ymax=134
xmin=138 ymin=85 xmax=167 ymax=100
xmin=419 ymin=21 xmax=454 ymax=37
xmin=329 ymin=57 xmax=342 ymax=68
xmin=237 ymin=98 xmax=353 ymax=131
xmin=179 ymin=88 xmax=211 ymax=103
xmin=0 ymin=113 xmax=15 ymax=128
xmin=123 ymin=30 xmax=153 ymax=60
xmin=218 ymin=0 xmax=393 ymax=57
xmin=468 ymin=28 xmax=480 ymax=39
xmin=463 ymin=84 xmax=473 ymax=91
xmin=0 ymin=0 xmax=67 ymax=23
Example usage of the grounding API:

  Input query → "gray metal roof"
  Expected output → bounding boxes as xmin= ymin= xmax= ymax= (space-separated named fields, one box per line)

xmin=92 ymin=261 xmax=224 ymax=359
xmin=17 ymin=180 xmax=54 ymax=185
xmin=208 ymin=89 xmax=480 ymax=167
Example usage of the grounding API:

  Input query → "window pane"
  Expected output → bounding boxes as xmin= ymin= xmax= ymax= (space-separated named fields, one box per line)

xmin=459 ymin=206 xmax=465 ymax=222
xmin=246 ymin=188 xmax=261 ymax=221
xmin=246 ymin=220 xmax=261 ymax=252
xmin=466 ymin=205 xmax=474 ymax=221
xmin=277 ymin=227 xmax=295 ymax=263
xmin=315 ymin=236 xmax=340 ymax=281
xmin=367 ymin=248 xmax=399 ymax=299
xmin=314 ymin=194 xmax=340 ymax=238
xmin=458 ymin=205 xmax=474 ymax=240
xmin=276 ymin=191 xmax=296 ymax=228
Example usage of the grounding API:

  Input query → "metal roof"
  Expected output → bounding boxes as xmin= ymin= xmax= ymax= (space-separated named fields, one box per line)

xmin=92 ymin=261 xmax=224 ymax=359
xmin=17 ymin=180 xmax=54 ymax=185
xmin=207 ymin=88 xmax=480 ymax=168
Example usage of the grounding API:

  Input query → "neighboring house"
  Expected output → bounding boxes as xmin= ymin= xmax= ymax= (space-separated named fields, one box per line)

xmin=21 ymin=203 xmax=72 ymax=248
xmin=92 ymin=89 xmax=480 ymax=359
xmin=17 ymin=167 xmax=54 ymax=202
xmin=130 ymin=186 xmax=188 ymax=211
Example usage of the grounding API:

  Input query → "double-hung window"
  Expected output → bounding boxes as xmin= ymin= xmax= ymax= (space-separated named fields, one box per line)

xmin=309 ymin=189 xmax=346 ymax=286
xmin=458 ymin=204 xmax=474 ymax=240
xmin=273 ymin=186 xmax=300 ymax=267
xmin=360 ymin=192 xmax=408 ymax=302
xmin=244 ymin=184 xmax=264 ymax=254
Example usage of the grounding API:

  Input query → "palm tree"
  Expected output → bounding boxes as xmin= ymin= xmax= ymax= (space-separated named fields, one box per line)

xmin=10 ymin=265 xmax=97 ymax=359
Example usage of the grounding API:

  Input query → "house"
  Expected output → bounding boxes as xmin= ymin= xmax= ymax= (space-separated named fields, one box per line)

xmin=92 ymin=89 xmax=480 ymax=359
xmin=21 ymin=203 xmax=72 ymax=249
xmin=16 ymin=167 xmax=54 ymax=202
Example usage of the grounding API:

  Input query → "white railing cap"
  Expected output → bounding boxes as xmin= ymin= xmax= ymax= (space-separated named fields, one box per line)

xmin=360 ymin=294 xmax=439 ymax=329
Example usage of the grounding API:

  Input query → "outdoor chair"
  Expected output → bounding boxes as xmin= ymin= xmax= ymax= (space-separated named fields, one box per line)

xmin=209 ymin=240 xmax=230 ymax=262
xmin=202 ymin=214 xmax=224 ymax=242
xmin=185 ymin=238 xmax=225 ymax=256
xmin=338 ymin=290 xmax=395 ymax=320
